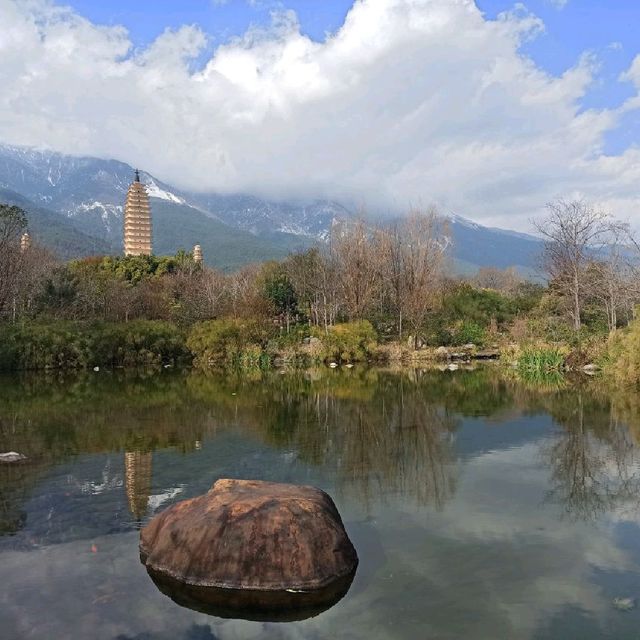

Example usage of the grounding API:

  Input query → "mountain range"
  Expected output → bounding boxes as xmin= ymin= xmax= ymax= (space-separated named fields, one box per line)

xmin=0 ymin=144 xmax=543 ymax=273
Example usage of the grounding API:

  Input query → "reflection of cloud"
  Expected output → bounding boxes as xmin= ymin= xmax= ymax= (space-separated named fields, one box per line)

xmin=78 ymin=461 xmax=123 ymax=495
xmin=2 ymin=440 xmax=638 ymax=639
xmin=340 ymin=442 xmax=635 ymax=639
xmin=148 ymin=487 xmax=184 ymax=512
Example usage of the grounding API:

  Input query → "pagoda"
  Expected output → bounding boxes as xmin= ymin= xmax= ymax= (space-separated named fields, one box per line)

xmin=123 ymin=169 xmax=152 ymax=256
xmin=20 ymin=232 xmax=31 ymax=252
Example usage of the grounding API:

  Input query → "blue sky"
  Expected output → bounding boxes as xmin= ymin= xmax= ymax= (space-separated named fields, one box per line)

xmin=64 ymin=0 xmax=639 ymax=156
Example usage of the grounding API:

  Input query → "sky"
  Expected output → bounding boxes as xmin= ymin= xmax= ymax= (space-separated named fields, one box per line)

xmin=0 ymin=0 xmax=639 ymax=231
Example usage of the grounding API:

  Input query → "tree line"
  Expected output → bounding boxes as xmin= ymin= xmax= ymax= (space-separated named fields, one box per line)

xmin=1 ymin=199 xmax=640 ymax=367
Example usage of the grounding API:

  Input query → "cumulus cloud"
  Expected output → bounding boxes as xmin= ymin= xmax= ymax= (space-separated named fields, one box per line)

xmin=0 ymin=0 xmax=639 ymax=230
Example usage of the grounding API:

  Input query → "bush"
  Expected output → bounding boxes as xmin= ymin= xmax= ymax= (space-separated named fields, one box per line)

xmin=187 ymin=318 xmax=274 ymax=367
xmin=0 ymin=322 xmax=88 ymax=370
xmin=312 ymin=321 xmax=377 ymax=363
xmin=451 ymin=321 xmax=487 ymax=347
xmin=607 ymin=318 xmax=640 ymax=386
xmin=0 ymin=321 xmax=188 ymax=370
xmin=88 ymin=321 xmax=188 ymax=367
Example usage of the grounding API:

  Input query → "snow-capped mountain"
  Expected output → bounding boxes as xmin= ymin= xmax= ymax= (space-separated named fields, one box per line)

xmin=0 ymin=143 xmax=544 ymax=272
xmin=0 ymin=144 xmax=350 ymax=245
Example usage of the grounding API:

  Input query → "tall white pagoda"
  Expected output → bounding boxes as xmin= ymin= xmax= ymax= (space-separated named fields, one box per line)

xmin=123 ymin=169 xmax=152 ymax=256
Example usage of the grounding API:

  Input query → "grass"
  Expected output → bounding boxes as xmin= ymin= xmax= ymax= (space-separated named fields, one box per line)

xmin=517 ymin=348 xmax=565 ymax=373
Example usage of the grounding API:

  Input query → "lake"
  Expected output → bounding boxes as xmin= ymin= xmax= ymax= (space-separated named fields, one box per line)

xmin=1 ymin=366 xmax=640 ymax=639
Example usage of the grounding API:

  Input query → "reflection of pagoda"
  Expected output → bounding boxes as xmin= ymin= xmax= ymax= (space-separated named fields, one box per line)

xmin=123 ymin=169 xmax=152 ymax=256
xmin=124 ymin=451 xmax=152 ymax=523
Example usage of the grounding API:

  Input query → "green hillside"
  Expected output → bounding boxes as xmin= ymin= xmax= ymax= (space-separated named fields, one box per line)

xmin=0 ymin=188 xmax=113 ymax=259
xmin=151 ymin=200 xmax=313 ymax=271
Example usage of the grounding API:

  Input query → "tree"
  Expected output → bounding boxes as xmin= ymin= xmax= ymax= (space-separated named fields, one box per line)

xmin=260 ymin=262 xmax=298 ymax=333
xmin=379 ymin=208 xmax=449 ymax=346
xmin=473 ymin=266 xmax=521 ymax=294
xmin=534 ymin=200 xmax=622 ymax=331
xmin=0 ymin=204 xmax=28 ymax=319
xmin=331 ymin=219 xmax=380 ymax=321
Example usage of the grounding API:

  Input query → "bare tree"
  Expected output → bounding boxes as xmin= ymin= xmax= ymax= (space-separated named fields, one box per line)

xmin=473 ymin=266 xmax=522 ymax=294
xmin=586 ymin=223 xmax=637 ymax=332
xmin=0 ymin=205 xmax=28 ymax=319
xmin=331 ymin=219 xmax=380 ymax=321
xmin=379 ymin=208 xmax=449 ymax=346
xmin=534 ymin=200 xmax=622 ymax=331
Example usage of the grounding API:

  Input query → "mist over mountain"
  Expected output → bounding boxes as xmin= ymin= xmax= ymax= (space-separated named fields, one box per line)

xmin=0 ymin=144 xmax=543 ymax=273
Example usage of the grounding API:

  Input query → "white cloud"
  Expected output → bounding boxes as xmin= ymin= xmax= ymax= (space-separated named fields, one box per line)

xmin=0 ymin=0 xmax=639 ymax=231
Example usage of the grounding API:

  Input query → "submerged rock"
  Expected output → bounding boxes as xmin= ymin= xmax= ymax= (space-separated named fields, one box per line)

xmin=140 ymin=478 xmax=358 ymax=621
xmin=0 ymin=452 xmax=26 ymax=463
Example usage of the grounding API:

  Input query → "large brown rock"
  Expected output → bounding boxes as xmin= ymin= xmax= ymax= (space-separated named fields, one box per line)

xmin=140 ymin=478 xmax=358 ymax=620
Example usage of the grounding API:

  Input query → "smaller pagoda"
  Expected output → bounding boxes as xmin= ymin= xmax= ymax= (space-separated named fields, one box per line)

xmin=20 ymin=232 xmax=31 ymax=252
xmin=193 ymin=244 xmax=203 ymax=264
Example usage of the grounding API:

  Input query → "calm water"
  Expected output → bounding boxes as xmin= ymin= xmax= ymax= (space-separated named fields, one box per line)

xmin=1 ymin=367 xmax=640 ymax=639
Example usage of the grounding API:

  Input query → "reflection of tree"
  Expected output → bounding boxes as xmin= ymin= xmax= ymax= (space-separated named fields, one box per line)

xmin=228 ymin=368 xmax=460 ymax=510
xmin=0 ymin=464 xmax=28 ymax=535
xmin=13 ymin=367 xmax=640 ymax=522
xmin=330 ymin=376 xmax=457 ymax=509
xmin=543 ymin=390 xmax=640 ymax=520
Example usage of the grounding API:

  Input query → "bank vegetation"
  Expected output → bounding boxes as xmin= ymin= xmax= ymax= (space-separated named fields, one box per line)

xmin=2 ymin=200 xmax=640 ymax=383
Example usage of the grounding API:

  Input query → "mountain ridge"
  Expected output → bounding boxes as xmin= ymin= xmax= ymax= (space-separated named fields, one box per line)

xmin=0 ymin=143 xmax=544 ymax=273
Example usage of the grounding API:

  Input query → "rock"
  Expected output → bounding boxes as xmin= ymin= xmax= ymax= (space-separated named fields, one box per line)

xmin=93 ymin=366 xmax=99 ymax=372
xmin=613 ymin=597 xmax=635 ymax=611
xmin=435 ymin=346 xmax=449 ymax=360
xmin=447 ymin=363 xmax=459 ymax=371
xmin=0 ymin=452 xmax=26 ymax=463
xmin=308 ymin=337 xmax=321 ymax=346
xmin=140 ymin=478 xmax=358 ymax=621
xmin=474 ymin=350 xmax=500 ymax=360
xmin=582 ymin=364 xmax=600 ymax=373
xmin=463 ymin=343 xmax=476 ymax=350
xmin=345 ymin=363 xmax=354 ymax=368
xmin=329 ymin=362 xmax=338 ymax=368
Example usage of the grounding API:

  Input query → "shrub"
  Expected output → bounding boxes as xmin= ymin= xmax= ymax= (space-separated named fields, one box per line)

xmin=312 ymin=321 xmax=377 ymax=363
xmin=606 ymin=318 xmax=640 ymax=386
xmin=88 ymin=320 xmax=188 ymax=367
xmin=0 ymin=320 xmax=187 ymax=370
xmin=187 ymin=318 xmax=274 ymax=367
xmin=451 ymin=321 xmax=487 ymax=347
xmin=0 ymin=323 xmax=88 ymax=370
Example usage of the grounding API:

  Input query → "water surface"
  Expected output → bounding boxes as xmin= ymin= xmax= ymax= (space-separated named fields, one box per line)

xmin=1 ymin=367 xmax=640 ymax=639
